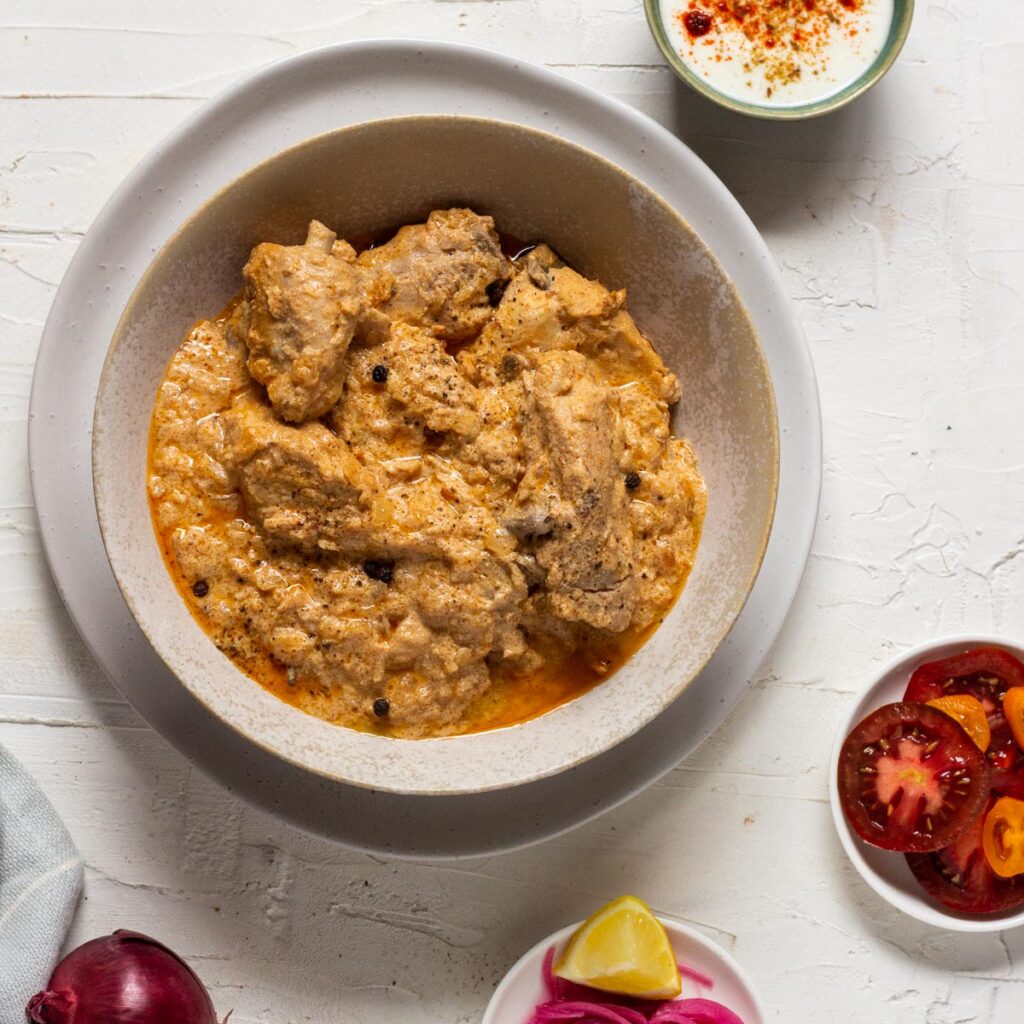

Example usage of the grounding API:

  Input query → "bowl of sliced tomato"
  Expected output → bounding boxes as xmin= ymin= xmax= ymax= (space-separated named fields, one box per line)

xmin=830 ymin=635 xmax=1024 ymax=930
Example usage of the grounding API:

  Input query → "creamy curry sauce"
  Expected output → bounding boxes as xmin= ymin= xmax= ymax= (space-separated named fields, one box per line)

xmin=147 ymin=209 xmax=705 ymax=739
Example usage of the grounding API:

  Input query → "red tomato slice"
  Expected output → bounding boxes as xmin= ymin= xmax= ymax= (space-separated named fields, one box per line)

xmin=907 ymin=797 xmax=1024 ymax=914
xmin=838 ymin=702 xmax=991 ymax=853
xmin=904 ymin=646 xmax=1024 ymax=799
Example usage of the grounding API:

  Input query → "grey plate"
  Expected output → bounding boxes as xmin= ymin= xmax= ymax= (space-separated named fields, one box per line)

xmin=29 ymin=39 xmax=821 ymax=858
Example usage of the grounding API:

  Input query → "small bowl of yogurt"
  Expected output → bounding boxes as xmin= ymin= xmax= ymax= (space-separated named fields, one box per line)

xmin=644 ymin=0 xmax=913 ymax=119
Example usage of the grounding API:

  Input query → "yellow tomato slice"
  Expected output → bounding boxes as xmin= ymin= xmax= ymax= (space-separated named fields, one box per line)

xmin=926 ymin=694 xmax=992 ymax=752
xmin=1004 ymin=687 xmax=1024 ymax=751
xmin=982 ymin=797 xmax=1024 ymax=879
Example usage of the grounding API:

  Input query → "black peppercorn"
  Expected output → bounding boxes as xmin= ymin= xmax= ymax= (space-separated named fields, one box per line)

xmin=500 ymin=354 xmax=522 ymax=381
xmin=624 ymin=471 xmax=641 ymax=491
xmin=486 ymin=279 xmax=508 ymax=307
xmin=364 ymin=559 xmax=395 ymax=584
xmin=373 ymin=697 xmax=391 ymax=718
xmin=192 ymin=580 xmax=209 ymax=598
xmin=371 ymin=364 xmax=389 ymax=384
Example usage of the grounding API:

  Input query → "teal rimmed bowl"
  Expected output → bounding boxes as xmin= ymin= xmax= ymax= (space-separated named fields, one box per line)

xmin=644 ymin=0 xmax=914 ymax=120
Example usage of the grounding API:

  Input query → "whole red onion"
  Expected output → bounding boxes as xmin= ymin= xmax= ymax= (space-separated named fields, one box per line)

xmin=26 ymin=930 xmax=220 ymax=1024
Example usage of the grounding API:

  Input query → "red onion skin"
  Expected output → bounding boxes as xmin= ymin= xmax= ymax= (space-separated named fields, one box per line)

xmin=26 ymin=930 xmax=218 ymax=1024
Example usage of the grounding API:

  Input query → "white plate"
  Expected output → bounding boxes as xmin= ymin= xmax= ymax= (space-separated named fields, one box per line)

xmin=29 ymin=39 xmax=821 ymax=857
xmin=482 ymin=913 xmax=766 ymax=1024
xmin=829 ymin=634 xmax=1024 ymax=931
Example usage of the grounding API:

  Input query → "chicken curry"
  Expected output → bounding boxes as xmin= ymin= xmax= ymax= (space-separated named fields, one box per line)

xmin=147 ymin=209 xmax=706 ymax=738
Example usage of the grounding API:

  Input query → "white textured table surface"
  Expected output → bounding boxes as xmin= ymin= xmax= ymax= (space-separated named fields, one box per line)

xmin=3 ymin=2 xmax=1023 ymax=1021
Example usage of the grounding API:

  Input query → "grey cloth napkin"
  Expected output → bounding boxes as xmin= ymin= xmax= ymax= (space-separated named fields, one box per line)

xmin=0 ymin=745 xmax=83 ymax=1023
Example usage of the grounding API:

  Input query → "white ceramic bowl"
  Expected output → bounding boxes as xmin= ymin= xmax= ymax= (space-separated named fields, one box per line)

xmin=829 ymin=634 xmax=1024 ymax=932
xmin=482 ymin=913 xmax=766 ymax=1024
xmin=94 ymin=115 xmax=778 ymax=796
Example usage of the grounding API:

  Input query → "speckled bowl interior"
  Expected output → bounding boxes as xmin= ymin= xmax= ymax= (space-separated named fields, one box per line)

xmin=93 ymin=116 xmax=778 ymax=796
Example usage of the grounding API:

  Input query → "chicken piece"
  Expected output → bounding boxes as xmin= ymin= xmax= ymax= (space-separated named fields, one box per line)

xmin=382 ymin=322 xmax=480 ymax=435
xmin=508 ymin=350 xmax=637 ymax=632
xmin=368 ymin=455 xmax=522 ymax=585
xmin=357 ymin=208 xmax=511 ymax=342
xmin=238 ymin=220 xmax=392 ymax=423
xmin=616 ymin=380 xmax=674 ymax=472
xmin=331 ymin=322 xmax=480 ymax=460
xmin=222 ymin=397 xmax=392 ymax=554
xmin=460 ymin=245 xmax=679 ymax=403
xmin=223 ymin=397 xmax=510 ymax=572
xmin=378 ymin=549 xmax=529 ymax=734
xmin=455 ymin=380 xmax=525 ymax=494
xmin=148 ymin=318 xmax=256 ymax=531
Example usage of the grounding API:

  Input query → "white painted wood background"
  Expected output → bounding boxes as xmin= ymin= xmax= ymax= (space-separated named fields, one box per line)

xmin=2 ymin=1 xmax=1023 ymax=1020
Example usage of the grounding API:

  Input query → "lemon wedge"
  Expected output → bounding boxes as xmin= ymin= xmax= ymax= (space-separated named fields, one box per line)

xmin=554 ymin=895 xmax=681 ymax=999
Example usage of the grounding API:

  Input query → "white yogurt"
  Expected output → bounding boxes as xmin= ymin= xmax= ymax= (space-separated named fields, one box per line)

xmin=660 ymin=0 xmax=895 ymax=108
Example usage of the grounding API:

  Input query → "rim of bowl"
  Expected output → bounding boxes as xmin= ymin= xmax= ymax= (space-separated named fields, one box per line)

xmin=482 ymin=915 xmax=768 ymax=1024
xmin=829 ymin=633 xmax=1024 ymax=932
xmin=643 ymin=0 xmax=915 ymax=121
xmin=92 ymin=113 xmax=780 ymax=796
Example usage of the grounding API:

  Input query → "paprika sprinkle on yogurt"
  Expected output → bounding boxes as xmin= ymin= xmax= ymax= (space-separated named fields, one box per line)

xmin=663 ymin=0 xmax=894 ymax=106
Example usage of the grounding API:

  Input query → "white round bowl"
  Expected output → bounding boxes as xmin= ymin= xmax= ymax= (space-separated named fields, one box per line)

xmin=482 ymin=913 xmax=766 ymax=1024
xmin=829 ymin=634 xmax=1024 ymax=932
xmin=93 ymin=114 xmax=779 ymax=796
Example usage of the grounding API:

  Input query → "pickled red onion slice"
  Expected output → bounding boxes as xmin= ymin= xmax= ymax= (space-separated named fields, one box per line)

xmin=651 ymin=999 xmax=744 ymax=1024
